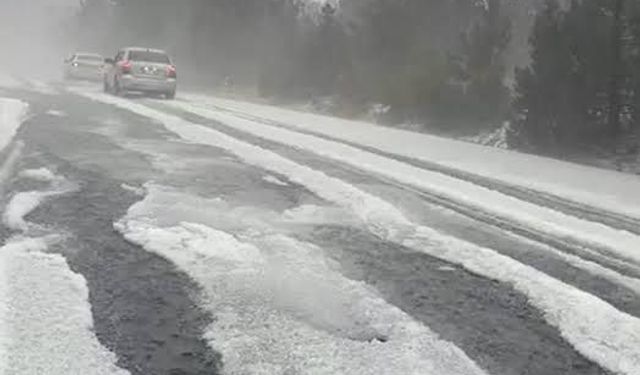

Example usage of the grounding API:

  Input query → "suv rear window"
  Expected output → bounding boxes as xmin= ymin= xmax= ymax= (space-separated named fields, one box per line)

xmin=128 ymin=51 xmax=170 ymax=64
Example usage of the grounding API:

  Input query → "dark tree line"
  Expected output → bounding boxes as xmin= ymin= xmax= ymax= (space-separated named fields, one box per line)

xmin=513 ymin=0 xmax=640 ymax=157
xmin=76 ymin=0 xmax=640 ymax=160
xmin=76 ymin=0 xmax=511 ymax=124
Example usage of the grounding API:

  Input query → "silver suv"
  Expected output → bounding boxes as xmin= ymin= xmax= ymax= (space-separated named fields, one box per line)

xmin=104 ymin=47 xmax=177 ymax=99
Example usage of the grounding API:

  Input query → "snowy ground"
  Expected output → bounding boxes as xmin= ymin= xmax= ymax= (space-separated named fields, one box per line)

xmin=461 ymin=124 xmax=510 ymax=149
xmin=0 ymin=98 xmax=28 ymax=154
xmin=159 ymin=99 xmax=640 ymax=268
xmin=1 ymin=78 xmax=640 ymax=374
xmin=78 ymin=89 xmax=640 ymax=375
xmin=0 ymin=237 xmax=128 ymax=375
xmin=0 ymin=100 xmax=126 ymax=374
xmin=181 ymin=94 xmax=640 ymax=219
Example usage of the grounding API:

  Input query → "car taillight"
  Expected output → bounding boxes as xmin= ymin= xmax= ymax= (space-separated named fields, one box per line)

xmin=166 ymin=65 xmax=177 ymax=78
xmin=119 ymin=61 xmax=132 ymax=74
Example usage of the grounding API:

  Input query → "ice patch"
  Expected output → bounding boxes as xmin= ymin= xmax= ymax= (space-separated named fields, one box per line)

xmin=0 ymin=142 xmax=24 ymax=196
xmin=45 ymin=109 xmax=67 ymax=117
xmin=462 ymin=123 xmax=510 ymax=149
xmin=116 ymin=213 xmax=488 ymax=375
xmin=3 ymin=171 xmax=76 ymax=231
xmin=91 ymin=117 xmax=128 ymax=138
xmin=126 ymin=184 xmax=355 ymax=236
xmin=283 ymin=204 xmax=358 ymax=226
xmin=18 ymin=167 xmax=57 ymax=182
xmin=0 ymin=237 xmax=129 ymax=375
xmin=124 ymin=184 xmax=272 ymax=235
xmin=120 ymin=183 xmax=146 ymax=196
xmin=263 ymin=174 xmax=289 ymax=186
xmin=437 ymin=266 xmax=457 ymax=272
xmin=3 ymin=191 xmax=48 ymax=231
xmin=0 ymin=98 xmax=28 ymax=153
xmin=79 ymin=92 xmax=640 ymax=375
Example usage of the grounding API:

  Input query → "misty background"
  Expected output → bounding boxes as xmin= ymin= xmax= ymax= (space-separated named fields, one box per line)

xmin=2 ymin=0 xmax=639 ymax=171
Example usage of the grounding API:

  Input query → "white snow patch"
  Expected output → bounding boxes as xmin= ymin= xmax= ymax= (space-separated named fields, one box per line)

xmin=3 ymin=171 xmax=76 ymax=231
xmin=437 ymin=266 xmax=457 ymax=272
xmin=124 ymin=184 xmax=271 ymax=234
xmin=0 ymin=98 xmax=28 ymax=153
xmin=165 ymin=101 xmax=640 ymax=270
xmin=78 ymin=91 xmax=640 ymax=375
xmin=462 ymin=123 xmax=510 ymax=149
xmin=3 ymin=191 xmax=48 ymax=231
xmin=0 ymin=237 xmax=128 ymax=375
xmin=120 ymin=183 xmax=146 ymax=196
xmin=0 ymin=142 xmax=24 ymax=196
xmin=90 ymin=117 xmax=128 ymax=138
xmin=19 ymin=167 xmax=57 ymax=182
xmin=119 ymin=184 xmax=351 ymax=239
xmin=184 ymin=93 xmax=640 ymax=220
xmin=499 ymin=229 xmax=640 ymax=296
xmin=282 ymin=204 xmax=358 ymax=226
xmin=263 ymin=174 xmax=289 ymax=186
xmin=45 ymin=109 xmax=67 ymax=117
xmin=117 ymin=194 xmax=488 ymax=375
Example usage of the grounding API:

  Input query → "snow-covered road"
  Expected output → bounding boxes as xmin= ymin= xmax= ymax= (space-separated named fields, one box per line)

xmin=1 ymin=78 xmax=640 ymax=375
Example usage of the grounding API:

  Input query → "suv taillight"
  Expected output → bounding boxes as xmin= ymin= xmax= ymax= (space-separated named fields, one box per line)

xmin=166 ymin=65 xmax=177 ymax=79
xmin=119 ymin=61 xmax=132 ymax=74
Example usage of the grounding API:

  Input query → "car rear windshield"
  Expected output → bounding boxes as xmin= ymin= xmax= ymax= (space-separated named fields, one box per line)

xmin=128 ymin=51 xmax=170 ymax=64
xmin=77 ymin=55 xmax=103 ymax=62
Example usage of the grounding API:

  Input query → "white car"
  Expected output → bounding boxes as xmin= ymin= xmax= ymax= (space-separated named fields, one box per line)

xmin=103 ymin=47 xmax=177 ymax=99
xmin=63 ymin=53 xmax=104 ymax=81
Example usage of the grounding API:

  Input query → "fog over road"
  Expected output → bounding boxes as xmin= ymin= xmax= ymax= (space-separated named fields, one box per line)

xmin=1 ymin=0 xmax=640 ymax=374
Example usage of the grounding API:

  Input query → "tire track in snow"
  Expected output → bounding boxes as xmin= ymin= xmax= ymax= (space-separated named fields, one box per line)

xmin=124 ymin=98 xmax=640 ymax=314
xmin=183 ymin=94 xmax=640 ymax=226
xmin=151 ymin=100 xmax=640 ymax=300
xmin=114 ymin=98 xmax=640 ymax=319
xmin=77 ymin=90 xmax=640 ymax=375
xmin=193 ymin=100 xmax=640 ymax=236
xmin=156 ymin=100 xmax=640 ymax=281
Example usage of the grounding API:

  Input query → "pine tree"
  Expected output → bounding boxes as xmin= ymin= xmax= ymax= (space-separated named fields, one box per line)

xmin=453 ymin=0 xmax=512 ymax=125
xmin=513 ymin=0 xmax=573 ymax=152
xmin=626 ymin=1 xmax=640 ymax=129
xmin=513 ymin=0 xmax=618 ymax=154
